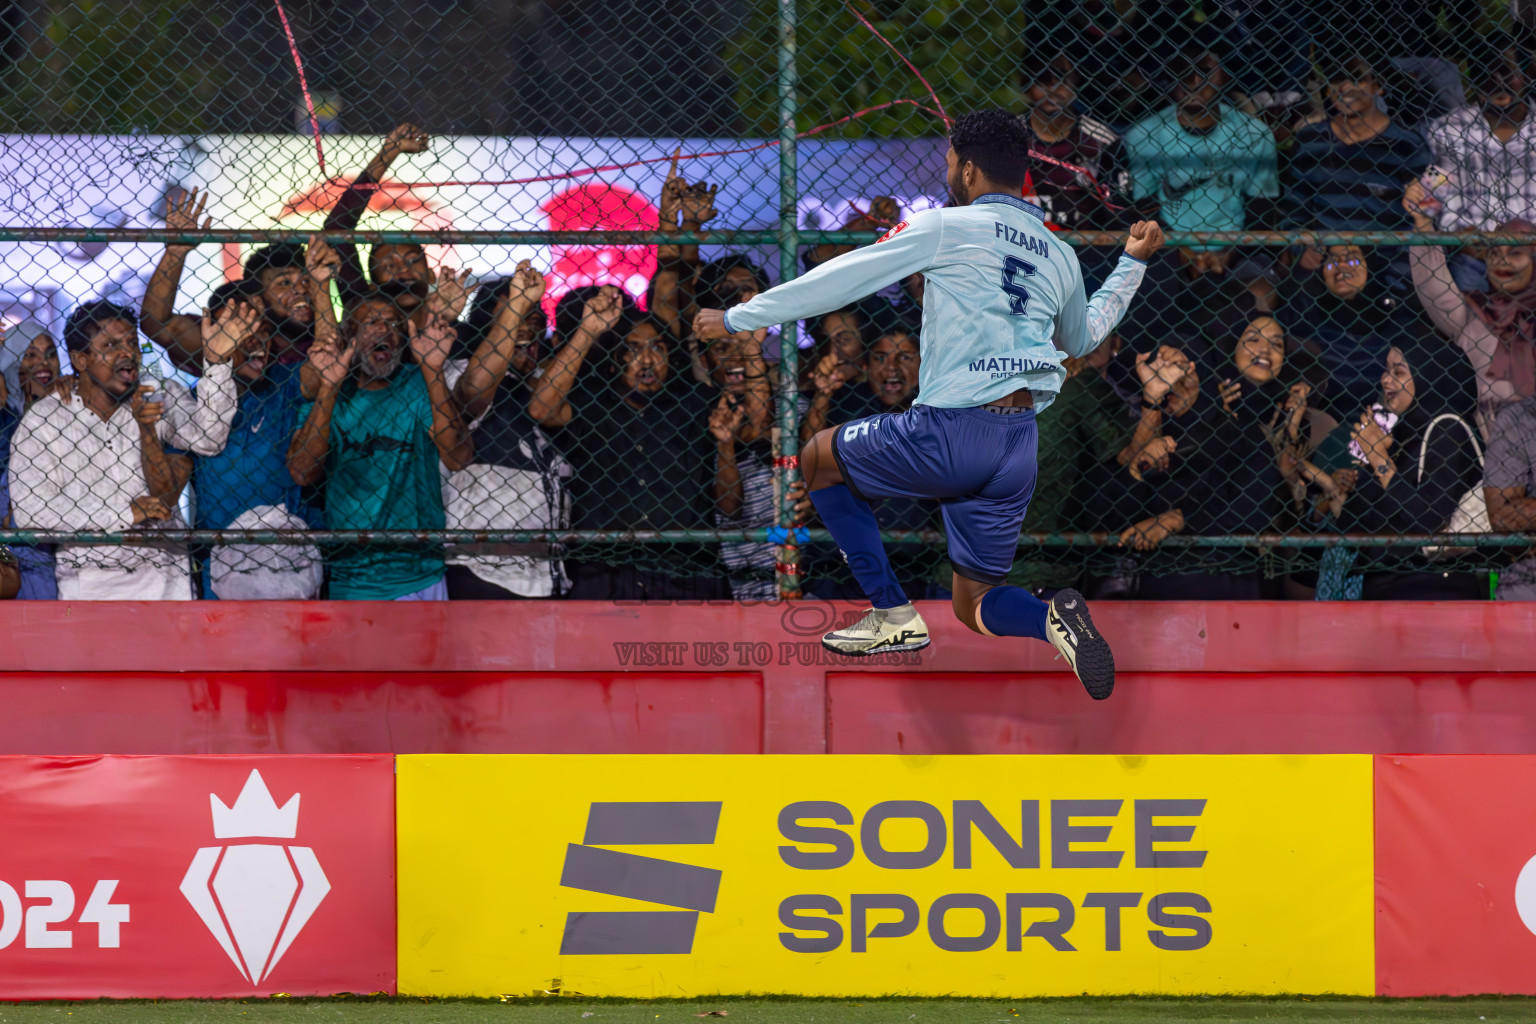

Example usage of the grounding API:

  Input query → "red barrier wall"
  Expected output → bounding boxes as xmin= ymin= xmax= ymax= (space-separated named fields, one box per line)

xmin=1375 ymin=755 xmax=1536 ymax=995
xmin=1 ymin=600 xmax=1533 ymax=755
xmin=0 ymin=755 xmax=395 ymax=998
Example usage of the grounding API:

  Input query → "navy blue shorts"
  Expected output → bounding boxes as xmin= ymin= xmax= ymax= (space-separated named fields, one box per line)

xmin=831 ymin=404 xmax=1038 ymax=586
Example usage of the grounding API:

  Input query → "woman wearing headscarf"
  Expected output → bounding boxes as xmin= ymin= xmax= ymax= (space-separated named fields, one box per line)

xmin=1308 ymin=342 xmax=1485 ymax=598
xmin=0 ymin=323 xmax=60 ymax=599
xmin=0 ymin=323 xmax=61 ymax=449
xmin=1106 ymin=316 xmax=1291 ymax=599
xmin=1284 ymin=244 xmax=1436 ymax=418
xmin=1404 ymin=180 xmax=1536 ymax=436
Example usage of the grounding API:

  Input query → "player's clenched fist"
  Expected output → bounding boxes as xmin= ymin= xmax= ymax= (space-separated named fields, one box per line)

xmin=693 ymin=307 xmax=744 ymax=342
xmin=1124 ymin=220 xmax=1166 ymax=261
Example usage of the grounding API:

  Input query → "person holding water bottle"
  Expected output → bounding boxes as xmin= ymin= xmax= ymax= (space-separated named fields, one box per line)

xmin=7 ymin=301 xmax=237 ymax=600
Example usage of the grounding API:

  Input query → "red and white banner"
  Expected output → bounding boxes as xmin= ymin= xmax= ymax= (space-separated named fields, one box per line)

xmin=0 ymin=755 xmax=394 ymax=998
xmin=1375 ymin=755 xmax=1536 ymax=995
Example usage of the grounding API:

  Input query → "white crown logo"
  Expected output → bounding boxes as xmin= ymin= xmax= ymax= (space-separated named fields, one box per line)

xmin=181 ymin=770 xmax=330 ymax=985
xmin=211 ymin=769 xmax=300 ymax=839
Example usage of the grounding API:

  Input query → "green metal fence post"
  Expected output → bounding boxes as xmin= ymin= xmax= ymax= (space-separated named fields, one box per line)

xmin=775 ymin=0 xmax=802 ymax=599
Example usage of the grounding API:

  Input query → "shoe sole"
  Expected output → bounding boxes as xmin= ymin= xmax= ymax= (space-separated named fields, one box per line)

xmin=1051 ymin=588 xmax=1115 ymax=700
xmin=821 ymin=635 xmax=932 ymax=657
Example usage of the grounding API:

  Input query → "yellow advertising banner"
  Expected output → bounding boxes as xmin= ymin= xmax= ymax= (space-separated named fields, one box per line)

xmin=397 ymin=755 xmax=1373 ymax=997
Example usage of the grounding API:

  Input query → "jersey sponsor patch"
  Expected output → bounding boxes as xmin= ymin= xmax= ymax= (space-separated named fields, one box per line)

xmin=875 ymin=220 xmax=909 ymax=243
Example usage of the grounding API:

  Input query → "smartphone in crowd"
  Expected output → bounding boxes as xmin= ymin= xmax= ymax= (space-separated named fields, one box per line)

xmin=1348 ymin=404 xmax=1399 ymax=465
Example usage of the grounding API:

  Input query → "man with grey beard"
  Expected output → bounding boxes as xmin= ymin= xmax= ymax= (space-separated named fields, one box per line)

xmin=287 ymin=293 xmax=474 ymax=600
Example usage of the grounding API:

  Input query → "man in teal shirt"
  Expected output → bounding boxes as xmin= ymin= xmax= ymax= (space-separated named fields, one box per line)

xmin=289 ymin=295 xmax=474 ymax=600
xmin=1122 ymin=46 xmax=1278 ymax=245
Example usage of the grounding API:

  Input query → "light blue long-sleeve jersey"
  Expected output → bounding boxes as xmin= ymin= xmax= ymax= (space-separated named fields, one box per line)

xmin=724 ymin=193 xmax=1145 ymax=413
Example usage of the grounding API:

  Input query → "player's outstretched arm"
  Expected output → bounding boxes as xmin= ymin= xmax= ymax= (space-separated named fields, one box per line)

xmin=1085 ymin=220 xmax=1164 ymax=346
xmin=693 ymin=210 xmax=941 ymax=341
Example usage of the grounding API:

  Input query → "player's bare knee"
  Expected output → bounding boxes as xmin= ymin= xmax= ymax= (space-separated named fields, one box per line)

xmin=951 ymin=588 xmax=985 ymax=633
xmin=805 ymin=428 xmax=843 ymax=491
xmin=799 ymin=434 xmax=820 ymax=488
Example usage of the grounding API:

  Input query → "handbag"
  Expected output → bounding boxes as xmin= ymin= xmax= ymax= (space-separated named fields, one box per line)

xmin=1418 ymin=413 xmax=1488 ymax=560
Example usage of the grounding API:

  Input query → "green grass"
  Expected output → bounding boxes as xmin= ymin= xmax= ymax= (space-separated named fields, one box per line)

xmin=0 ymin=998 xmax=1532 ymax=1024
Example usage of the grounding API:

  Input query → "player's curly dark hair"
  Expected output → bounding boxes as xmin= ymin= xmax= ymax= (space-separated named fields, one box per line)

xmin=947 ymin=108 xmax=1033 ymax=190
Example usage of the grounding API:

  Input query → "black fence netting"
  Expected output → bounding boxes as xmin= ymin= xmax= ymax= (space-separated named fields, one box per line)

xmin=0 ymin=0 xmax=1533 ymax=602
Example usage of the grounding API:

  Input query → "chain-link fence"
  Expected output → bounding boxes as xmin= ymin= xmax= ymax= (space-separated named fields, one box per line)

xmin=0 ymin=0 xmax=1534 ymax=602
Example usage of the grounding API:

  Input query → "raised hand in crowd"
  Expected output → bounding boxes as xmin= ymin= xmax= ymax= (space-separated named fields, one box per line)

xmin=1270 ymin=381 xmax=1312 ymax=446
xmin=710 ymin=388 xmax=751 ymax=518
xmin=1118 ymin=509 xmax=1185 ymax=551
xmin=784 ymin=478 xmax=815 ymax=525
xmin=810 ymin=196 xmax=903 ymax=267
xmin=305 ymin=233 xmax=343 ymax=348
xmin=129 ymin=495 xmax=172 ymax=526
xmin=1120 ymin=345 xmax=1193 ymax=476
xmin=658 ymin=149 xmax=719 ymax=231
xmin=659 ymin=148 xmax=686 ymax=230
xmin=456 ymin=259 xmax=549 ymax=423
xmin=1123 ymin=220 xmax=1165 ymax=262
xmin=200 ymin=302 xmax=260 ymax=367
xmin=655 ymin=149 xmax=717 ymax=337
xmin=1298 ymin=461 xmax=1349 ymax=521
xmin=307 ymin=336 xmax=356 ymax=392
xmin=376 ymin=122 xmax=430 ymax=174
xmin=1294 ymin=231 xmax=1326 ymax=273
xmin=290 ymin=336 xmax=357 ymax=487
xmin=131 ymin=381 xmax=192 ymax=506
xmin=409 ymin=313 xmax=474 ymax=471
xmin=430 ymin=267 xmax=474 ymax=323
xmin=1218 ymin=377 xmax=1244 ymax=419
xmin=1401 ymin=177 xmax=1441 ymax=231
xmin=810 ymin=351 xmax=846 ymax=397
xmin=1350 ymin=408 xmax=1397 ymax=486
xmin=142 ymin=186 xmax=216 ymax=370
xmin=408 ymin=313 xmax=457 ymax=372
xmin=797 ymin=349 xmax=852 ymax=443
xmin=1135 ymin=346 xmax=1188 ymax=405
xmin=1128 ymin=435 xmax=1177 ymax=482
xmin=322 ymin=122 xmax=432 ymax=308
xmin=130 ymin=383 xmax=163 ymax=430
xmin=509 ymin=259 xmax=547 ymax=310
xmin=306 ymin=233 xmax=342 ymax=286
xmin=526 ymin=281 xmax=621 ymax=428
xmin=680 ymin=181 xmax=719 ymax=228
xmin=709 ymin=392 xmax=746 ymax=446
xmin=581 ymin=285 xmax=625 ymax=338
xmin=165 ymin=187 xmax=210 ymax=255
xmin=44 ymin=375 xmax=75 ymax=402
xmin=867 ymin=196 xmax=900 ymax=227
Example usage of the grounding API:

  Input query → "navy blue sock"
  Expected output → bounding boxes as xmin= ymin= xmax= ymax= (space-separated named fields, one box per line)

xmin=809 ymin=484 xmax=907 ymax=609
xmin=978 ymin=585 xmax=1050 ymax=641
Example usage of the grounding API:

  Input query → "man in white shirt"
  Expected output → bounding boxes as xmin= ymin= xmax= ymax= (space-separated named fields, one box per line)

xmin=10 ymin=301 xmax=237 ymax=600
xmin=1426 ymin=45 xmax=1536 ymax=230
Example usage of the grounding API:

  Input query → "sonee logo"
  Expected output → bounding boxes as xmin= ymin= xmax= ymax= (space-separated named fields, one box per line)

xmin=558 ymin=802 xmax=722 ymax=954
xmin=180 ymin=770 xmax=331 ymax=984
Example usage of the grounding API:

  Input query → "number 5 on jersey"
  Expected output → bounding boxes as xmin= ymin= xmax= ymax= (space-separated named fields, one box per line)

xmin=1001 ymin=255 xmax=1037 ymax=315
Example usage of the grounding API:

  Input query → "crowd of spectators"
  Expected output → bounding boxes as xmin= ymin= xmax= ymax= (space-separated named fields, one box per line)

xmin=5 ymin=12 xmax=1536 ymax=604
